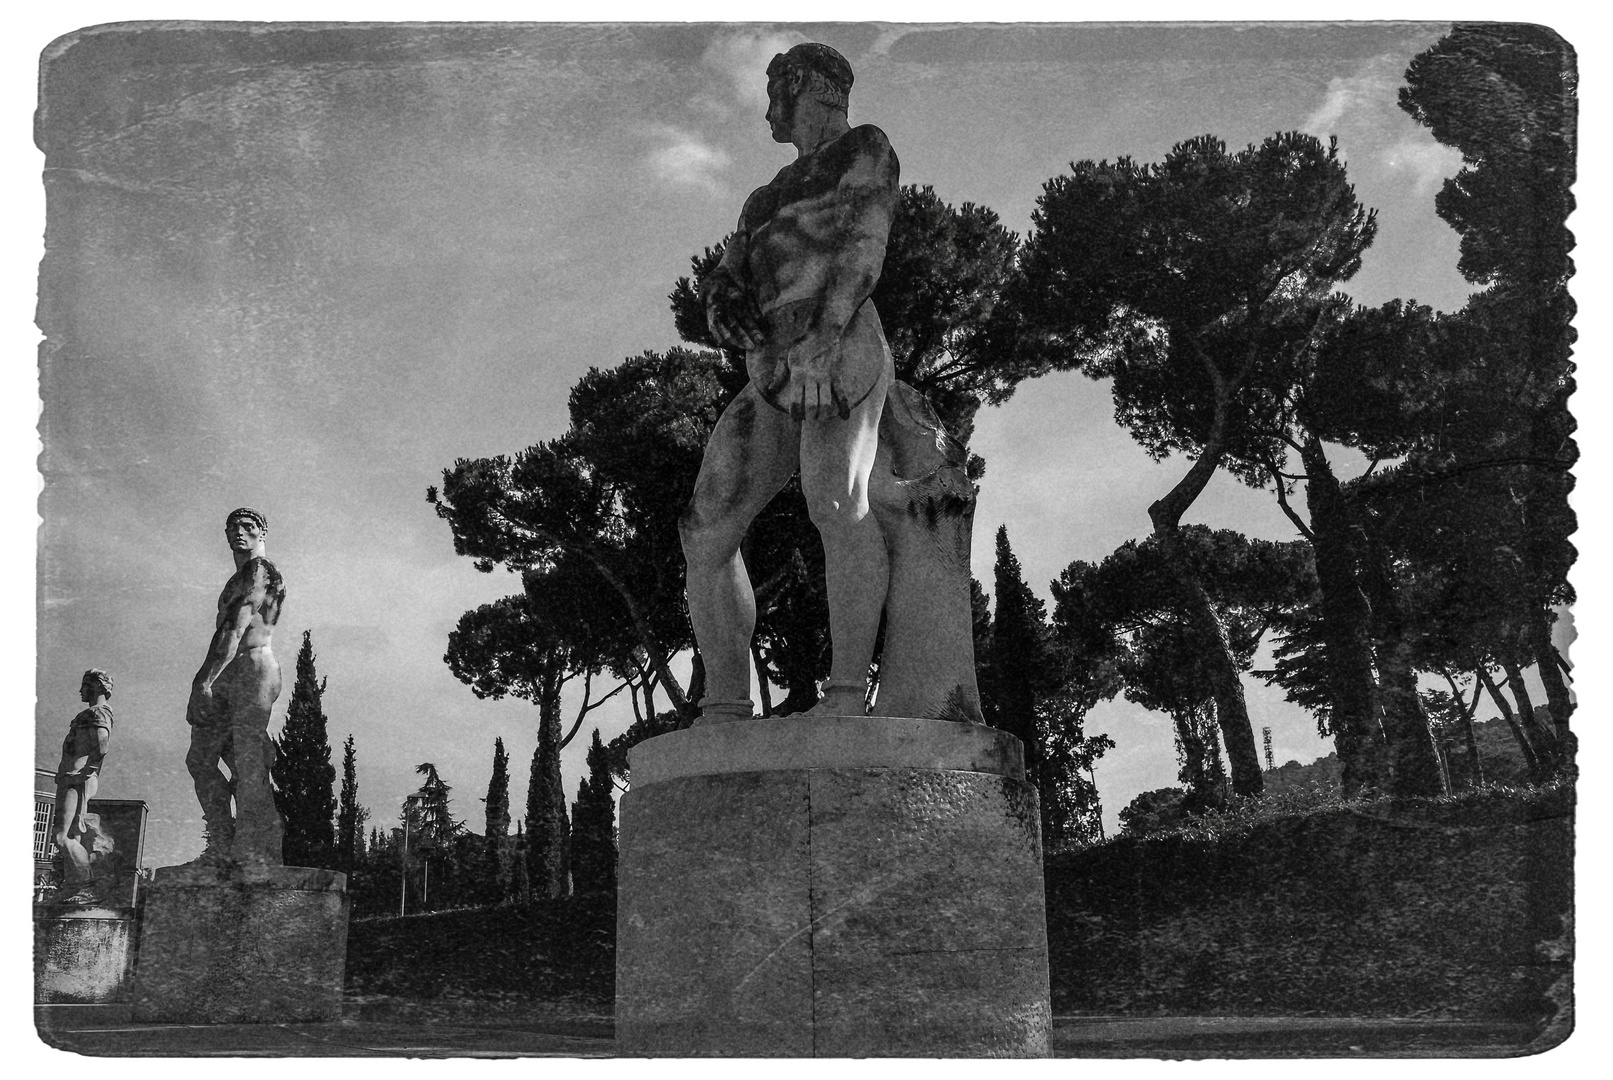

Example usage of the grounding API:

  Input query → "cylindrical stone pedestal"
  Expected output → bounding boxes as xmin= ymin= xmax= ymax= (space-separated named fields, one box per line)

xmin=616 ymin=715 xmax=1051 ymax=1057
xmin=130 ymin=864 xmax=349 ymax=1023
xmin=34 ymin=905 xmax=137 ymax=1003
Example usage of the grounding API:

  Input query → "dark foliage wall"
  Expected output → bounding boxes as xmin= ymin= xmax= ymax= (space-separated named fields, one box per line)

xmin=1044 ymin=786 xmax=1571 ymax=1023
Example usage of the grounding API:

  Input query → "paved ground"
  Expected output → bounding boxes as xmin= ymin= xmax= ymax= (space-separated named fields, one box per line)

xmin=35 ymin=1002 xmax=1547 ymax=1059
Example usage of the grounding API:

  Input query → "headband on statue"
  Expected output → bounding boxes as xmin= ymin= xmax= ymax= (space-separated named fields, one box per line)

xmin=768 ymin=42 xmax=854 ymax=99
xmin=226 ymin=506 xmax=269 ymax=533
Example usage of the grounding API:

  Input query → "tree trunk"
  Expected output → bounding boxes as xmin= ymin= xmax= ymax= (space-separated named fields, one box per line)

xmin=1299 ymin=436 xmax=1386 ymax=795
xmin=527 ymin=669 xmax=571 ymax=898
xmin=1528 ymin=613 xmax=1574 ymax=750
xmin=1502 ymin=656 xmax=1559 ymax=773
xmin=558 ymin=541 xmax=692 ymax=718
xmin=1477 ymin=666 xmax=1544 ymax=781
xmin=1445 ymin=670 xmax=1484 ymax=789
xmin=1122 ymin=341 xmax=1259 ymax=796
xmin=1355 ymin=528 xmax=1443 ymax=798
xmin=1180 ymin=570 xmax=1263 ymax=797
xmin=1432 ymin=733 xmax=1452 ymax=795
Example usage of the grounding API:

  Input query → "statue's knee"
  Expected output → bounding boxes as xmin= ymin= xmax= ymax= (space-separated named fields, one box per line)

xmin=805 ymin=491 xmax=860 ymax=532
xmin=185 ymin=745 xmax=214 ymax=776
xmin=679 ymin=501 xmax=727 ymax=563
xmin=677 ymin=502 xmax=702 ymax=550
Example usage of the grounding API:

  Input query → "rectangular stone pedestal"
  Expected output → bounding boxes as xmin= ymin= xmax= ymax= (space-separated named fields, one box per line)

xmin=35 ymin=906 xmax=137 ymax=1003
xmin=130 ymin=864 xmax=349 ymax=1024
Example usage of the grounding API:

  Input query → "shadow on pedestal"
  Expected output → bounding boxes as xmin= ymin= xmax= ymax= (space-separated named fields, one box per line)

xmin=129 ymin=863 xmax=349 ymax=1024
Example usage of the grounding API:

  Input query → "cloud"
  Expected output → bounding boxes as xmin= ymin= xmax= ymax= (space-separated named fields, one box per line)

xmin=866 ymin=24 xmax=966 ymax=58
xmin=1302 ymin=55 xmax=1404 ymax=138
xmin=1375 ymin=136 xmax=1464 ymax=196
xmin=700 ymin=29 xmax=801 ymax=110
xmin=1302 ymin=53 xmax=1463 ymax=195
xmin=646 ymin=126 xmax=732 ymax=195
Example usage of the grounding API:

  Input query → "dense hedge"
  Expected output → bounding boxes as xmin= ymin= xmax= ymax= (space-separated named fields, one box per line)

xmin=1044 ymin=784 xmax=1573 ymax=1023
xmin=345 ymin=893 xmax=616 ymax=1006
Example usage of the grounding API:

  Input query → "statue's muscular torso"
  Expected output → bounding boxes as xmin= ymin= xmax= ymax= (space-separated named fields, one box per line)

xmin=718 ymin=125 xmax=899 ymax=410
xmin=216 ymin=556 xmax=284 ymax=653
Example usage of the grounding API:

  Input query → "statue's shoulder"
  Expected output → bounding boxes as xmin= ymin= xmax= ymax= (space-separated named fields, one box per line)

xmin=831 ymin=125 xmax=898 ymax=183
xmin=237 ymin=556 xmax=285 ymax=595
xmin=75 ymin=704 xmax=114 ymax=729
xmin=846 ymin=124 xmax=892 ymax=151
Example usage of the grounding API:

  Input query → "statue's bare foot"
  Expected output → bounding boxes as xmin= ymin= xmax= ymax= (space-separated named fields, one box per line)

xmin=693 ymin=698 xmax=756 ymax=727
xmin=801 ymin=679 xmax=868 ymax=717
xmin=57 ymin=889 xmax=100 ymax=906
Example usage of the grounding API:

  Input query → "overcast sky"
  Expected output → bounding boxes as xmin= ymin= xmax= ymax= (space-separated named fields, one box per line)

xmin=29 ymin=18 xmax=1581 ymax=865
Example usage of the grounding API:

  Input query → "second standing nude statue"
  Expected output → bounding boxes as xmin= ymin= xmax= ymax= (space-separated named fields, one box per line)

xmin=185 ymin=506 xmax=287 ymax=866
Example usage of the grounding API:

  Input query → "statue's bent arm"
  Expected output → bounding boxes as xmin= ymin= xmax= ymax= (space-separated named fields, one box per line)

xmin=704 ymin=190 xmax=771 ymax=351
xmin=193 ymin=563 xmax=269 ymax=692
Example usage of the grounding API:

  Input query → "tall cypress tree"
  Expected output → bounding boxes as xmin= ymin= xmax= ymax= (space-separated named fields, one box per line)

xmin=983 ymin=527 xmax=1050 ymax=782
xmin=272 ymin=631 xmax=337 ymax=868
xmin=569 ymin=729 xmax=617 ymax=894
xmin=525 ymin=694 xmax=570 ymax=898
xmin=482 ymin=737 xmax=512 ymax=902
xmin=335 ymin=734 xmax=367 ymax=874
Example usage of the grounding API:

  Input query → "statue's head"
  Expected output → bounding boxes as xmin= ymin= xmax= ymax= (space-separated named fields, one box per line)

xmin=765 ymin=43 xmax=853 ymax=140
xmin=81 ymin=668 xmax=113 ymax=701
xmin=225 ymin=506 xmax=268 ymax=553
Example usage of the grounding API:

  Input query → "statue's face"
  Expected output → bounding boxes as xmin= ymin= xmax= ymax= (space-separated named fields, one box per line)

xmin=79 ymin=674 xmax=98 ymax=702
xmin=225 ymin=516 xmax=265 ymax=553
xmin=764 ymin=70 xmax=796 ymax=143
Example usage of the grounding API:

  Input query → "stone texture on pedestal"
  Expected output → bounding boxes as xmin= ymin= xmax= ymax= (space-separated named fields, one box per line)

xmin=617 ymin=716 xmax=1051 ymax=1057
xmin=130 ymin=864 xmax=348 ymax=1024
xmin=34 ymin=905 xmax=137 ymax=1003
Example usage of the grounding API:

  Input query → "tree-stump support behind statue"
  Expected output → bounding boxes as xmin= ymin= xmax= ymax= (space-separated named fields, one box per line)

xmin=869 ymin=379 xmax=983 ymax=723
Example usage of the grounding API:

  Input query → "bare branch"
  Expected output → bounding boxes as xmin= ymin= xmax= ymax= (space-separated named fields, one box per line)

xmin=1265 ymin=459 xmax=1314 ymax=541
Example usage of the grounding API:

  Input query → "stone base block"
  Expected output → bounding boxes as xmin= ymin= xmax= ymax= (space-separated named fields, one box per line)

xmin=35 ymin=906 xmax=137 ymax=1003
xmin=616 ymin=716 xmax=1051 ymax=1057
xmin=130 ymin=864 xmax=349 ymax=1024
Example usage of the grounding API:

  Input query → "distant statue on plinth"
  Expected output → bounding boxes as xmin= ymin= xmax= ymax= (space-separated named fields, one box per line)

xmin=130 ymin=510 xmax=348 ymax=1025
xmin=184 ymin=507 xmax=286 ymax=866
xmin=51 ymin=668 xmax=116 ymax=905
xmin=683 ymin=42 xmax=981 ymax=725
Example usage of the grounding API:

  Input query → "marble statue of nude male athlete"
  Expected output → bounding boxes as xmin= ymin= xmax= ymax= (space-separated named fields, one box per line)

xmin=51 ymin=668 xmax=116 ymax=903
xmin=184 ymin=507 xmax=287 ymax=865
xmin=681 ymin=42 xmax=900 ymax=723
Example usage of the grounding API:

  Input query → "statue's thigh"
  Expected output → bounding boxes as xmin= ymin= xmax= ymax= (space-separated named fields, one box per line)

xmin=799 ymin=364 xmax=888 ymax=504
xmin=188 ymin=721 xmax=230 ymax=764
xmin=688 ymin=386 xmax=800 ymax=527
